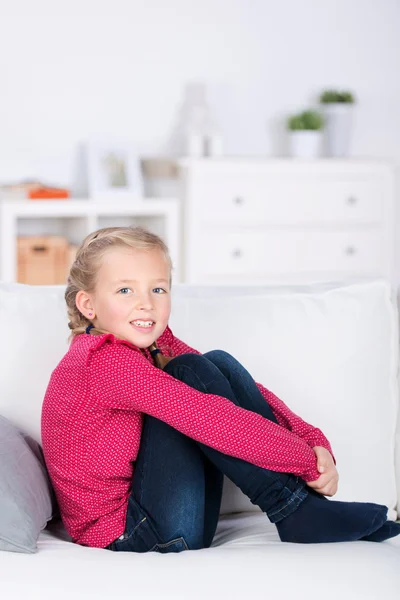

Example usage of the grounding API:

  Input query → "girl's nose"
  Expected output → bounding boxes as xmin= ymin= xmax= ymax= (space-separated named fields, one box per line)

xmin=135 ymin=294 xmax=153 ymax=310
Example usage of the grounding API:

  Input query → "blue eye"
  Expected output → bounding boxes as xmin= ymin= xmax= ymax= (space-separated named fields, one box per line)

xmin=119 ymin=288 xmax=131 ymax=294
xmin=153 ymin=287 xmax=166 ymax=294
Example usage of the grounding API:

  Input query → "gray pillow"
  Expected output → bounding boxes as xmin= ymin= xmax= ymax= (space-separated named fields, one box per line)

xmin=0 ymin=415 xmax=55 ymax=553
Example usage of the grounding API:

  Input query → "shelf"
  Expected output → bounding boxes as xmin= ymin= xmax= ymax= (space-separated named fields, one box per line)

xmin=0 ymin=198 xmax=181 ymax=283
xmin=0 ymin=198 xmax=178 ymax=215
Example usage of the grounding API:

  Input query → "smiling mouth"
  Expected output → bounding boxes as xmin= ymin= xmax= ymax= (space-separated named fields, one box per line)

xmin=131 ymin=320 xmax=155 ymax=329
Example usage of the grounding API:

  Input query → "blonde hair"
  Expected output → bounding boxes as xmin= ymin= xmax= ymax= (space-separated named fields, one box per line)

xmin=65 ymin=226 xmax=172 ymax=342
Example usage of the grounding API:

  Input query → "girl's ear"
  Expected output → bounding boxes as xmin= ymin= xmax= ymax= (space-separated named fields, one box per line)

xmin=76 ymin=290 xmax=95 ymax=320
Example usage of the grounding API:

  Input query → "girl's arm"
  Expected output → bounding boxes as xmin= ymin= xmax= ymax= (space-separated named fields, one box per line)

xmin=89 ymin=336 xmax=322 ymax=482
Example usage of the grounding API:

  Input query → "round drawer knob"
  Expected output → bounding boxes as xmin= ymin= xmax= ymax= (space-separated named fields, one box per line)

xmin=232 ymin=248 xmax=242 ymax=258
xmin=345 ymin=245 xmax=357 ymax=256
xmin=347 ymin=196 xmax=358 ymax=205
xmin=233 ymin=196 xmax=244 ymax=205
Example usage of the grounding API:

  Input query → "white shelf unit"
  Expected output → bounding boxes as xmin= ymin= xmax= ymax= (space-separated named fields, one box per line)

xmin=0 ymin=198 xmax=181 ymax=283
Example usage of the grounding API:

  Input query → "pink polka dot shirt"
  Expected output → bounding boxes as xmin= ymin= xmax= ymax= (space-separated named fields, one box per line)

xmin=41 ymin=327 xmax=333 ymax=549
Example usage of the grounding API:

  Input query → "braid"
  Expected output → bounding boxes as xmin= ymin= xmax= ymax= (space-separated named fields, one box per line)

xmin=148 ymin=343 xmax=173 ymax=370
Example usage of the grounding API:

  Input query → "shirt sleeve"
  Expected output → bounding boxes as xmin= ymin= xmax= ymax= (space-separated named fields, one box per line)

xmin=88 ymin=337 xmax=321 ymax=482
xmin=255 ymin=382 xmax=335 ymax=463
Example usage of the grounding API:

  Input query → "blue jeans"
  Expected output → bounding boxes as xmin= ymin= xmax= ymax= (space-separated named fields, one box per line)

xmin=107 ymin=351 xmax=308 ymax=553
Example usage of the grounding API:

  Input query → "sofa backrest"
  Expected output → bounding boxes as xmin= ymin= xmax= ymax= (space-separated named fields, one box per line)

xmin=0 ymin=280 xmax=398 ymax=519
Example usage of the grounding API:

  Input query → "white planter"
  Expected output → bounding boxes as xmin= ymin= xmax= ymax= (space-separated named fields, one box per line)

xmin=289 ymin=131 xmax=321 ymax=159
xmin=322 ymin=103 xmax=354 ymax=157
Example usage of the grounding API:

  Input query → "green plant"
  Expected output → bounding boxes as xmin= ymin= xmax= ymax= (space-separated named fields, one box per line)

xmin=319 ymin=89 xmax=355 ymax=103
xmin=287 ymin=110 xmax=324 ymax=131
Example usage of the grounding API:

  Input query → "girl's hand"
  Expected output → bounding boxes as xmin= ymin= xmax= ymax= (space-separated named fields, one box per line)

xmin=306 ymin=446 xmax=339 ymax=497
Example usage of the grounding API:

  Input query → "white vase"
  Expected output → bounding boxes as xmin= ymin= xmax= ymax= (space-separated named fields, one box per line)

xmin=289 ymin=131 xmax=321 ymax=159
xmin=322 ymin=103 xmax=354 ymax=157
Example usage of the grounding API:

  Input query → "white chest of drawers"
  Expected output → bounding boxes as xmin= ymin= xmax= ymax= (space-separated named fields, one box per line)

xmin=179 ymin=159 xmax=396 ymax=285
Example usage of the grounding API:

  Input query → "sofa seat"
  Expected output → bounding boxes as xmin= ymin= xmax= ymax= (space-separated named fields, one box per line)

xmin=2 ymin=513 xmax=400 ymax=600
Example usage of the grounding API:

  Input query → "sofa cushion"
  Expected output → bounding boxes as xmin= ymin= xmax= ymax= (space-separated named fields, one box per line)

xmin=169 ymin=281 xmax=399 ymax=519
xmin=0 ymin=280 xmax=398 ymax=521
xmin=0 ymin=283 xmax=69 ymax=442
xmin=0 ymin=415 xmax=54 ymax=553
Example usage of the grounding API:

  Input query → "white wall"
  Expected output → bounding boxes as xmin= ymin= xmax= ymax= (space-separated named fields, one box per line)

xmin=0 ymin=0 xmax=399 ymax=183
xmin=0 ymin=0 xmax=399 ymax=275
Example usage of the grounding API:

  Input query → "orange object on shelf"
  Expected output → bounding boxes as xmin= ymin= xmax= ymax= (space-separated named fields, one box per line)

xmin=28 ymin=187 xmax=70 ymax=199
xmin=17 ymin=236 xmax=70 ymax=285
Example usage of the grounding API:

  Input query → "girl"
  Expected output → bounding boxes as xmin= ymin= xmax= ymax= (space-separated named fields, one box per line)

xmin=41 ymin=226 xmax=400 ymax=552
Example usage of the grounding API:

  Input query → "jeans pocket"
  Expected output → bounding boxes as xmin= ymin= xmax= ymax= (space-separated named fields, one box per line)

xmin=106 ymin=493 xmax=159 ymax=553
xmin=109 ymin=514 xmax=150 ymax=552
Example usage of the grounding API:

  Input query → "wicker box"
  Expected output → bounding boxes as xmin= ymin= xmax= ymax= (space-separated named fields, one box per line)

xmin=65 ymin=245 xmax=78 ymax=279
xmin=17 ymin=236 xmax=69 ymax=285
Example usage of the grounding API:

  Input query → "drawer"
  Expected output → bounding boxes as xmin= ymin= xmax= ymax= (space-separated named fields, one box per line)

xmin=190 ymin=175 xmax=385 ymax=225
xmin=195 ymin=230 xmax=386 ymax=278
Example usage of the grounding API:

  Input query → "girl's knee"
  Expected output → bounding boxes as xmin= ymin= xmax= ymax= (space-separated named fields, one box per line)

xmin=164 ymin=353 xmax=220 ymax=392
xmin=167 ymin=353 xmax=216 ymax=373
xmin=204 ymin=349 xmax=235 ymax=366
xmin=165 ymin=351 xmax=238 ymax=403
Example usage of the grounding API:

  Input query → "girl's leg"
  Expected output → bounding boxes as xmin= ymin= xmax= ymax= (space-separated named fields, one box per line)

xmin=201 ymin=350 xmax=400 ymax=542
xmin=107 ymin=414 xmax=223 ymax=553
xmin=164 ymin=353 xmax=391 ymax=544
xmin=203 ymin=350 xmax=280 ymax=422
xmin=163 ymin=354 xmax=308 ymax=525
xmin=108 ymin=349 xmax=293 ymax=554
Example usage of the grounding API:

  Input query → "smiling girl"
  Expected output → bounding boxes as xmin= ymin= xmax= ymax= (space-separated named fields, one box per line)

xmin=41 ymin=226 xmax=400 ymax=552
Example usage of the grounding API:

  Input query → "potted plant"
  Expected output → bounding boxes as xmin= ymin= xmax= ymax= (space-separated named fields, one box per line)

xmin=319 ymin=89 xmax=356 ymax=157
xmin=287 ymin=110 xmax=324 ymax=158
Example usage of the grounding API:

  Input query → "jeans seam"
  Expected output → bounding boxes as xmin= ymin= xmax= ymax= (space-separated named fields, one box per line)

xmin=118 ymin=515 xmax=148 ymax=542
xmin=150 ymin=537 xmax=189 ymax=552
xmin=268 ymin=485 xmax=307 ymax=518
xmin=132 ymin=516 xmax=147 ymax=536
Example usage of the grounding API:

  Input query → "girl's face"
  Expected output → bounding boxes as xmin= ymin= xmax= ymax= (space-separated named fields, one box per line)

xmin=89 ymin=246 xmax=171 ymax=348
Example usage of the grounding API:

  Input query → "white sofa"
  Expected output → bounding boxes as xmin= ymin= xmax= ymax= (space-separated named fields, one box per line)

xmin=0 ymin=279 xmax=399 ymax=600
